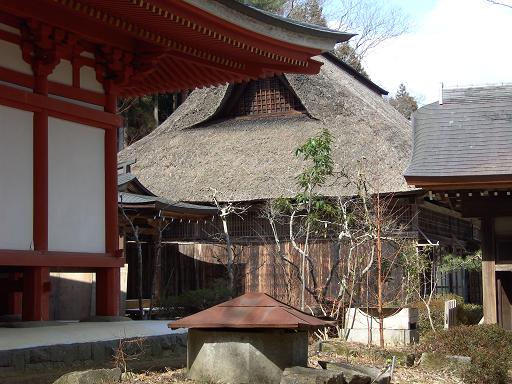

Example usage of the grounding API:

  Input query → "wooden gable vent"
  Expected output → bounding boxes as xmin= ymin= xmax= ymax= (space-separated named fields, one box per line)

xmin=228 ymin=76 xmax=306 ymax=117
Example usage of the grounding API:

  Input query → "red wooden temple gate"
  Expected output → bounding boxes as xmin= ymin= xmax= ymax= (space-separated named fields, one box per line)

xmin=0 ymin=0 xmax=350 ymax=320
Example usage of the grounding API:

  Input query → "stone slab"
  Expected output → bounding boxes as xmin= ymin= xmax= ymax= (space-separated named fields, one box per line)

xmin=281 ymin=367 xmax=345 ymax=384
xmin=420 ymin=352 xmax=471 ymax=369
xmin=52 ymin=367 xmax=121 ymax=384
xmin=319 ymin=361 xmax=390 ymax=384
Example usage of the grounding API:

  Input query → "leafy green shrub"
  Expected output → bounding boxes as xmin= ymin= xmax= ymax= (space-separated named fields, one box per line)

xmin=159 ymin=279 xmax=231 ymax=318
xmin=458 ymin=303 xmax=483 ymax=325
xmin=410 ymin=295 xmax=482 ymax=334
xmin=439 ymin=251 xmax=482 ymax=272
xmin=422 ymin=324 xmax=512 ymax=384
xmin=410 ymin=294 xmax=464 ymax=334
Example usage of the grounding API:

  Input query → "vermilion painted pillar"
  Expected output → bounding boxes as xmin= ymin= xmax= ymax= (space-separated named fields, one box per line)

xmin=96 ymin=267 xmax=120 ymax=316
xmin=23 ymin=71 xmax=51 ymax=321
xmin=0 ymin=274 xmax=22 ymax=316
xmin=22 ymin=267 xmax=50 ymax=320
xmin=0 ymin=278 xmax=9 ymax=315
xmin=8 ymin=273 xmax=23 ymax=316
xmin=96 ymin=91 xmax=120 ymax=317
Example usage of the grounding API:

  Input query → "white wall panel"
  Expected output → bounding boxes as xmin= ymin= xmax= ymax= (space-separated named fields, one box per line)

xmin=0 ymin=40 xmax=32 ymax=75
xmin=0 ymin=23 xmax=20 ymax=35
xmin=48 ymin=118 xmax=105 ymax=253
xmin=80 ymin=66 xmax=103 ymax=93
xmin=0 ymin=105 xmax=33 ymax=249
xmin=48 ymin=59 xmax=73 ymax=86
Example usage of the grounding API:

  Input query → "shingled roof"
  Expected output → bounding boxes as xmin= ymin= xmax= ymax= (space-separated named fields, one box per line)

xmin=118 ymin=53 xmax=413 ymax=203
xmin=118 ymin=172 xmax=217 ymax=217
xmin=405 ymin=85 xmax=512 ymax=185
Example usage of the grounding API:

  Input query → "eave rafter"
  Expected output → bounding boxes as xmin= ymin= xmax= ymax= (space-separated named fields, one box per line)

xmin=51 ymin=0 xmax=250 ymax=71
xmin=49 ymin=0 xmax=321 ymax=75
xmin=405 ymin=175 xmax=512 ymax=191
xmin=135 ymin=0 xmax=315 ymax=66
xmin=0 ymin=0 xmax=326 ymax=95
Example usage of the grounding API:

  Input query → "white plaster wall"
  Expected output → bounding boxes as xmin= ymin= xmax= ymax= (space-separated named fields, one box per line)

xmin=48 ymin=117 xmax=105 ymax=253
xmin=0 ymin=39 xmax=32 ymax=75
xmin=80 ymin=66 xmax=103 ymax=93
xmin=48 ymin=59 xmax=72 ymax=86
xmin=0 ymin=105 xmax=33 ymax=250
xmin=0 ymin=23 xmax=20 ymax=35
xmin=49 ymin=94 xmax=103 ymax=110
xmin=80 ymin=51 xmax=94 ymax=60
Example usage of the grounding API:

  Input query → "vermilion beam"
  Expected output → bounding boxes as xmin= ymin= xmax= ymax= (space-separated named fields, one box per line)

xmin=0 ymin=250 xmax=125 ymax=268
xmin=0 ymin=82 xmax=120 ymax=129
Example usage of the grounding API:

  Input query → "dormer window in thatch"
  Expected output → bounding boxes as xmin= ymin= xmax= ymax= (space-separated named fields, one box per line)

xmin=224 ymin=76 xmax=306 ymax=118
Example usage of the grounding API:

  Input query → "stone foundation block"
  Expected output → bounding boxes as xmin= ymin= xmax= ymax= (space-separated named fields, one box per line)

xmin=281 ymin=367 xmax=345 ymax=384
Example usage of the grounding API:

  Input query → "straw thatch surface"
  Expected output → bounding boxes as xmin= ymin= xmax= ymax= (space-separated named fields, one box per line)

xmin=119 ymin=54 xmax=413 ymax=203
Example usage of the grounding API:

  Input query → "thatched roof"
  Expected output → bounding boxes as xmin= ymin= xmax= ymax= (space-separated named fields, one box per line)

xmin=119 ymin=54 xmax=414 ymax=203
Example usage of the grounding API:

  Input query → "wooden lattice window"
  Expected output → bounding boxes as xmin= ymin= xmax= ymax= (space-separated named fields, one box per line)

xmin=230 ymin=77 xmax=305 ymax=117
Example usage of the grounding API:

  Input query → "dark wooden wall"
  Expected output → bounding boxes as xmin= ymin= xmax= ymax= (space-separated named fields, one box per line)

xmin=126 ymin=239 xmax=408 ymax=309
xmin=125 ymin=242 xmax=226 ymax=299
xmin=437 ymin=269 xmax=482 ymax=304
xmin=124 ymin=200 xmax=481 ymax=309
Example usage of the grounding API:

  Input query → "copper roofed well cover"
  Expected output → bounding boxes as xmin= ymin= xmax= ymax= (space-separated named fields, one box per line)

xmin=168 ymin=292 xmax=331 ymax=330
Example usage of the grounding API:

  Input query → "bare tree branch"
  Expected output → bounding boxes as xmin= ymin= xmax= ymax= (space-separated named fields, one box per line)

xmin=327 ymin=0 xmax=409 ymax=60
xmin=486 ymin=0 xmax=512 ymax=8
xmin=210 ymin=188 xmax=250 ymax=296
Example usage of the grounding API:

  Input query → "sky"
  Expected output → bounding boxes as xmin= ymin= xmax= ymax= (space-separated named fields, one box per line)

xmin=329 ymin=0 xmax=512 ymax=105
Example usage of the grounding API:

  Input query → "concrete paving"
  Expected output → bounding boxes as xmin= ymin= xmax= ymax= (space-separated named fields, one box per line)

xmin=0 ymin=320 xmax=186 ymax=351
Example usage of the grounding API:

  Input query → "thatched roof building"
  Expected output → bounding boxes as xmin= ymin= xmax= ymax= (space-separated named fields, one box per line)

xmin=119 ymin=53 xmax=413 ymax=203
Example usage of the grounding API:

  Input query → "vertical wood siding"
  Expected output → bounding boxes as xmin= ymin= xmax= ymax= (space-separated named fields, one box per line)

xmin=126 ymin=240 xmax=411 ymax=308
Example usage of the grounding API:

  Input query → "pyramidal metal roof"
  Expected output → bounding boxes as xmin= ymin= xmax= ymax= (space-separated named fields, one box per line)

xmin=168 ymin=292 xmax=331 ymax=330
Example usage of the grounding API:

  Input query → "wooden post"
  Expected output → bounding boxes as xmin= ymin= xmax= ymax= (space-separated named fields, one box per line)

xmin=24 ymin=60 xmax=52 ymax=321
xmin=22 ymin=267 xmax=50 ymax=321
xmin=8 ymin=273 xmax=23 ymax=315
xmin=444 ymin=299 xmax=457 ymax=329
xmin=96 ymin=267 xmax=120 ymax=317
xmin=96 ymin=90 xmax=120 ymax=317
xmin=481 ymin=217 xmax=497 ymax=324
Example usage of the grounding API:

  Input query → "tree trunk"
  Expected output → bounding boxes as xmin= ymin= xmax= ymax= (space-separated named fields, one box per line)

xmin=221 ymin=211 xmax=234 ymax=296
xmin=376 ymin=194 xmax=384 ymax=348
xmin=134 ymin=226 xmax=144 ymax=319
xmin=149 ymin=222 xmax=163 ymax=319
xmin=153 ymin=94 xmax=159 ymax=126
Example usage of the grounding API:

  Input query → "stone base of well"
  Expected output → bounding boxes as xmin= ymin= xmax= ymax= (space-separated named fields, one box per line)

xmin=187 ymin=329 xmax=308 ymax=384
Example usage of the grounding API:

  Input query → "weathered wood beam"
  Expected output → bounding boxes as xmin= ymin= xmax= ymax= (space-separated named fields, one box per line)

xmin=481 ymin=217 xmax=497 ymax=324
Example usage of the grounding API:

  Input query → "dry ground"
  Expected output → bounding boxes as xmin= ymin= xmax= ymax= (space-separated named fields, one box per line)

xmin=121 ymin=369 xmax=191 ymax=383
xmin=121 ymin=366 xmax=463 ymax=384
xmin=310 ymin=347 xmax=463 ymax=384
xmin=120 ymin=341 xmax=464 ymax=384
